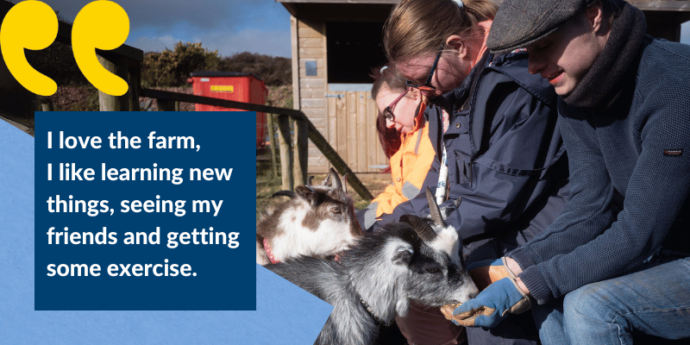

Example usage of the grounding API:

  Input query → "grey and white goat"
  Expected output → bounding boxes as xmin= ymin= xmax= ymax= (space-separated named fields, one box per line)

xmin=268 ymin=189 xmax=478 ymax=345
xmin=257 ymin=168 xmax=363 ymax=265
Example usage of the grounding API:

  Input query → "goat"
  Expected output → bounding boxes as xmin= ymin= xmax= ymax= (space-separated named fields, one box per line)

xmin=257 ymin=168 xmax=363 ymax=265
xmin=268 ymin=188 xmax=479 ymax=345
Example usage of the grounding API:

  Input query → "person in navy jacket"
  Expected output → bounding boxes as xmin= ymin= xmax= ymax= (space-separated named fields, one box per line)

xmin=377 ymin=0 xmax=570 ymax=343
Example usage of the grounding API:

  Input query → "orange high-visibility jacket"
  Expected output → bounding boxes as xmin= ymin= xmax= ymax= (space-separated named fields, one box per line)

xmin=359 ymin=117 xmax=435 ymax=229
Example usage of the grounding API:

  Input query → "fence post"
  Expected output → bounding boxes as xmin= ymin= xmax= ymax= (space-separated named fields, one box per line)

xmin=276 ymin=114 xmax=294 ymax=190
xmin=293 ymin=118 xmax=308 ymax=186
xmin=97 ymin=55 xmax=130 ymax=111
xmin=157 ymin=100 xmax=179 ymax=111
xmin=40 ymin=98 xmax=54 ymax=112
xmin=128 ymin=64 xmax=141 ymax=111
xmin=267 ymin=113 xmax=278 ymax=178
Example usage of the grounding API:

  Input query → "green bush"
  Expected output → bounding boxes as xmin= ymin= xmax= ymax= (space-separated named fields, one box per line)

xmin=142 ymin=46 xmax=292 ymax=87
xmin=142 ymin=42 xmax=220 ymax=87
xmin=218 ymin=52 xmax=291 ymax=86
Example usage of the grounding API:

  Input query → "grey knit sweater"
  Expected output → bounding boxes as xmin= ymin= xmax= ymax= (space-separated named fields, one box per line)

xmin=509 ymin=36 xmax=690 ymax=304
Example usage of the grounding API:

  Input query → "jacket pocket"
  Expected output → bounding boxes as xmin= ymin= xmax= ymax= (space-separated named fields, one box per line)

xmin=453 ymin=151 xmax=475 ymax=188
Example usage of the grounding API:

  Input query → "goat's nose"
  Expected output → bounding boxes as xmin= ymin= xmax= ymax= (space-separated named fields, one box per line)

xmin=468 ymin=289 xmax=479 ymax=300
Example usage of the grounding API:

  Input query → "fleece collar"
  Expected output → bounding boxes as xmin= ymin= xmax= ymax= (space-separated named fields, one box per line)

xmin=561 ymin=3 xmax=646 ymax=110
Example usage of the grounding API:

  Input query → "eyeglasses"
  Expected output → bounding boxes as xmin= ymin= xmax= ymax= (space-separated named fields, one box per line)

xmin=406 ymin=44 xmax=445 ymax=93
xmin=383 ymin=89 xmax=409 ymax=122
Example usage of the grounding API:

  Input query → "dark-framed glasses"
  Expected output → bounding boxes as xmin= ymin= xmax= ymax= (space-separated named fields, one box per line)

xmin=383 ymin=89 xmax=409 ymax=122
xmin=406 ymin=43 xmax=445 ymax=92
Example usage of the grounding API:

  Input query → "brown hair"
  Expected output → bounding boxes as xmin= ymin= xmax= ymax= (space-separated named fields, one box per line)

xmin=370 ymin=65 xmax=407 ymax=163
xmin=384 ymin=0 xmax=498 ymax=63
xmin=371 ymin=65 xmax=407 ymax=99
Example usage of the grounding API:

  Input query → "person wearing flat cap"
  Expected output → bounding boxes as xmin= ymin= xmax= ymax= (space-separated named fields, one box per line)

xmin=449 ymin=0 xmax=690 ymax=343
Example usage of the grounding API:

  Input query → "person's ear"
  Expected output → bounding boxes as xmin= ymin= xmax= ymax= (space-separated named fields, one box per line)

xmin=446 ymin=35 xmax=469 ymax=60
xmin=586 ymin=2 xmax=605 ymax=33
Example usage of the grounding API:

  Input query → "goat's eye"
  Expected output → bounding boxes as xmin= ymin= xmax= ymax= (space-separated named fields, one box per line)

xmin=330 ymin=206 xmax=341 ymax=214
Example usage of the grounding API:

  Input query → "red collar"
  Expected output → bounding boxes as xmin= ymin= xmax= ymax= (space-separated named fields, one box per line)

xmin=263 ymin=238 xmax=280 ymax=264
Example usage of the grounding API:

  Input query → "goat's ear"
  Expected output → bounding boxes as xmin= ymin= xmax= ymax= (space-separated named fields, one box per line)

xmin=392 ymin=244 xmax=414 ymax=265
xmin=295 ymin=185 xmax=319 ymax=206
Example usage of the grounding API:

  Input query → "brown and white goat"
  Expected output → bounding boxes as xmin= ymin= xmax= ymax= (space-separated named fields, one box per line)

xmin=257 ymin=168 xmax=363 ymax=265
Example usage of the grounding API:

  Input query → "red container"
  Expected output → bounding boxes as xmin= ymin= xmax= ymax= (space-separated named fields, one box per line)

xmin=188 ymin=71 xmax=268 ymax=150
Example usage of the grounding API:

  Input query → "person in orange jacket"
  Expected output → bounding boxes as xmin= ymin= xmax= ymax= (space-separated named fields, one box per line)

xmin=356 ymin=65 xmax=449 ymax=231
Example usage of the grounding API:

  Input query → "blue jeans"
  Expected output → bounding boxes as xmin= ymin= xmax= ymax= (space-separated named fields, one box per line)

xmin=532 ymin=256 xmax=690 ymax=345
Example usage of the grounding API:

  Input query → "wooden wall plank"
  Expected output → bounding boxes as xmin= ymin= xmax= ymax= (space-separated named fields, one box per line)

xmin=366 ymin=92 xmax=377 ymax=172
xmin=356 ymin=92 xmax=367 ymax=172
xmin=346 ymin=92 xmax=358 ymax=171
xmin=328 ymin=96 xmax=338 ymax=172
xmin=336 ymin=93 xmax=348 ymax=166
xmin=296 ymin=18 xmax=330 ymax=174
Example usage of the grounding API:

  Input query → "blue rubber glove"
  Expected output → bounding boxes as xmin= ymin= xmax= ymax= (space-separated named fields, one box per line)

xmin=451 ymin=277 xmax=531 ymax=328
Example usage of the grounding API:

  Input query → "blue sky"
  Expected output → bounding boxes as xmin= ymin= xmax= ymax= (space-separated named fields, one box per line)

xmin=43 ymin=0 xmax=293 ymax=58
xmin=43 ymin=1 xmax=690 ymax=58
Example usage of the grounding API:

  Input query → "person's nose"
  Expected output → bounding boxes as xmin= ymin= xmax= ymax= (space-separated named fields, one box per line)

xmin=528 ymin=53 xmax=545 ymax=75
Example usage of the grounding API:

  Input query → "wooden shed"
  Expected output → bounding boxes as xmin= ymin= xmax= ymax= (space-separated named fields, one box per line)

xmin=278 ymin=0 xmax=690 ymax=174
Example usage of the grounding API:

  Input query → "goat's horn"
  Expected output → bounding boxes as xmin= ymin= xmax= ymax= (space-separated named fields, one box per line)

xmin=307 ymin=176 xmax=315 ymax=186
xmin=271 ymin=190 xmax=297 ymax=199
xmin=328 ymin=167 xmax=343 ymax=190
xmin=322 ymin=171 xmax=332 ymax=186
xmin=342 ymin=173 xmax=349 ymax=194
xmin=400 ymin=214 xmax=437 ymax=242
xmin=426 ymin=187 xmax=447 ymax=228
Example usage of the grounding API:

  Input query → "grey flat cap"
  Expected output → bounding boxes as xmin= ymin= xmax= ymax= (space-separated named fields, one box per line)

xmin=488 ymin=0 xmax=598 ymax=54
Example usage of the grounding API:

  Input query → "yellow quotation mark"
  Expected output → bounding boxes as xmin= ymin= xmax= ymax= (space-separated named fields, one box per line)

xmin=0 ymin=0 xmax=129 ymax=96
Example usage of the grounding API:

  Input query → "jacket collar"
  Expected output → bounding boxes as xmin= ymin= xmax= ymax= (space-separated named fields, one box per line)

xmin=437 ymin=49 xmax=558 ymax=158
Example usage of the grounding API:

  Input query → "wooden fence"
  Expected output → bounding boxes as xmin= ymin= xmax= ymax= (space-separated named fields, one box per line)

xmin=134 ymin=89 xmax=374 ymax=200
xmin=138 ymin=88 xmax=373 ymax=200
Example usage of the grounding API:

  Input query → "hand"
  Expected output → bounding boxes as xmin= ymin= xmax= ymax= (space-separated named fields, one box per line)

xmin=467 ymin=257 xmax=516 ymax=291
xmin=451 ymin=277 xmax=531 ymax=328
